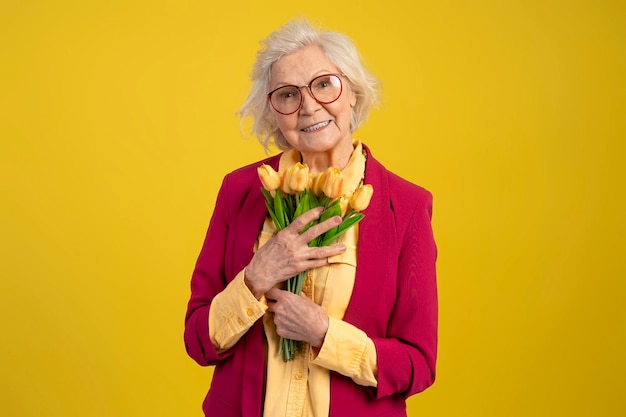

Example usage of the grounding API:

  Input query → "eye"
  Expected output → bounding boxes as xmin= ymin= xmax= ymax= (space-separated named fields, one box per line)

xmin=313 ymin=77 xmax=332 ymax=89
xmin=274 ymin=87 xmax=299 ymax=101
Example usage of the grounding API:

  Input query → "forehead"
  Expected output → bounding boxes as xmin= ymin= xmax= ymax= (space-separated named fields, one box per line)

xmin=270 ymin=45 xmax=339 ymax=86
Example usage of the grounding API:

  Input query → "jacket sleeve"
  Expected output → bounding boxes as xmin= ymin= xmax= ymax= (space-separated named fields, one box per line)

xmin=184 ymin=174 xmax=242 ymax=366
xmin=373 ymin=190 xmax=438 ymax=398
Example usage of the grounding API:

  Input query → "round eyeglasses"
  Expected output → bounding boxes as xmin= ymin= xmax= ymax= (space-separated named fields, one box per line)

xmin=268 ymin=73 xmax=344 ymax=115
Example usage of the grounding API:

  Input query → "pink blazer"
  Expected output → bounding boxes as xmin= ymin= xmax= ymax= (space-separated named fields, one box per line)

xmin=184 ymin=145 xmax=438 ymax=417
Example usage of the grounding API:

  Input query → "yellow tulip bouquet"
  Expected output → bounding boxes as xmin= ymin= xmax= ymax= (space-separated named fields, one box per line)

xmin=257 ymin=162 xmax=373 ymax=361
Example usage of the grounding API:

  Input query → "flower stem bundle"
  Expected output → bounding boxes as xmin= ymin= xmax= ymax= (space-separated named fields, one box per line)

xmin=257 ymin=163 xmax=373 ymax=361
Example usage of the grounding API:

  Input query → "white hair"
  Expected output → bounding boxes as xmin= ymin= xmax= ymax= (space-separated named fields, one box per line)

xmin=238 ymin=18 xmax=381 ymax=153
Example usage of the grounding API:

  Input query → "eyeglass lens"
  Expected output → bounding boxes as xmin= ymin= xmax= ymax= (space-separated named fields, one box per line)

xmin=269 ymin=74 xmax=342 ymax=114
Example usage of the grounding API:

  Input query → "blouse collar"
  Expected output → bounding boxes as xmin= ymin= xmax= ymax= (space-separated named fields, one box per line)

xmin=278 ymin=140 xmax=366 ymax=196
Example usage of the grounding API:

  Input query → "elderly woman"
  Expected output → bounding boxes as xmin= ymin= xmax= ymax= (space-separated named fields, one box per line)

xmin=184 ymin=19 xmax=437 ymax=417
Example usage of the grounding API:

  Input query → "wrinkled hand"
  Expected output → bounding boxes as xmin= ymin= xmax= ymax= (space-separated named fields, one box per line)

xmin=266 ymin=287 xmax=329 ymax=348
xmin=245 ymin=207 xmax=345 ymax=299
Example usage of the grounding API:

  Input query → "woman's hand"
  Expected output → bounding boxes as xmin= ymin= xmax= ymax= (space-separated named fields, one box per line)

xmin=266 ymin=287 xmax=329 ymax=348
xmin=245 ymin=207 xmax=346 ymax=299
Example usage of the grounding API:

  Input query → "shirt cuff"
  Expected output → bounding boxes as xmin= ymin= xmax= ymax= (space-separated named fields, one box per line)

xmin=208 ymin=269 xmax=268 ymax=352
xmin=310 ymin=317 xmax=378 ymax=387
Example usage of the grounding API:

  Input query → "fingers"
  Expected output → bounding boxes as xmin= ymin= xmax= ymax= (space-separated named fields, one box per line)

xmin=285 ymin=207 xmax=342 ymax=244
xmin=265 ymin=288 xmax=329 ymax=347
xmin=266 ymin=288 xmax=301 ymax=311
xmin=299 ymin=215 xmax=342 ymax=244
xmin=266 ymin=287 xmax=281 ymax=303
xmin=287 ymin=207 xmax=324 ymax=233
xmin=266 ymin=288 xmax=291 ymax=315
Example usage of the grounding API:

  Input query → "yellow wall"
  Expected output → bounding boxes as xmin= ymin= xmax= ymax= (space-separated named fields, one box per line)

xmin=1 ymin=1 xmax=624 ymax=416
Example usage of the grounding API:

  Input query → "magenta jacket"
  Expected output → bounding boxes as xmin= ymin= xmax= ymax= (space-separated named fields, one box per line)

xmin=184 ymin=145 xmax=438 ymax=417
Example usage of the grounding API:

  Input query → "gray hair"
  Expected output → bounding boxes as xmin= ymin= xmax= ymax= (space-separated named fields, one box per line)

xmin=238 ymin=18 xmax=381 ymax=152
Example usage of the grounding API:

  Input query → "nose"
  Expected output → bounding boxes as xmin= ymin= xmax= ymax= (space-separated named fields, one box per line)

xmin=299 ymin=87 xmax=322 ymax=114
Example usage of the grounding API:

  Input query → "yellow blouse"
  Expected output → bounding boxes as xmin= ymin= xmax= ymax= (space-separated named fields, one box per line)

xmin=208 ymin=141 xmax=377 ymax=417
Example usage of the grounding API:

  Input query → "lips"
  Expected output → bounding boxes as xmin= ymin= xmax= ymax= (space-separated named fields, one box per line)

xmin=301 ymin=120 xmax=331 ymax=132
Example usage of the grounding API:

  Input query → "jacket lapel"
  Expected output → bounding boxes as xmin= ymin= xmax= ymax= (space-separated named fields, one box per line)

xmin=230 ymin=156 xmax=281 ymax=277
xmin=344 ymin=146 xmax=395 ymax=331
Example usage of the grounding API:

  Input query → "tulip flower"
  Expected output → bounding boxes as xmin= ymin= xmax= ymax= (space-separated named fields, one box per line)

xmin=322 ymin=167 xmax=343 ymax=199
xmin=281 ymin=163 xmax=306 ymax=194
xmin=311 ymin=170 xmax=327 ymax=197
xmin=257 ymin=164 xmax=281 ymax=192
xmin=280 ymin=169 xmax=292 ymax=194
xmin=288 ymin=163 xmax=309 ymax=193
xmin=350 ymin=184 xmax=373 ymax=211
xmin=307 ymin=173 xmax=318 ymax=191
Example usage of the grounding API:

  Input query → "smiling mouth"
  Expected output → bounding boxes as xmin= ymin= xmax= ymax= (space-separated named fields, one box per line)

xmin=301 ymin=120 xmax=330 ymax=133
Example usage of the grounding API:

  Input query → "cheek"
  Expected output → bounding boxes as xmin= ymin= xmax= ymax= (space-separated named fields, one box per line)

xmin=274 ymin=114 xmax=292 ymax=130
xmin=334 ymin=101 xmax=353 ymax=124
xmin=275 ymin=114 xmax=300 ymax=139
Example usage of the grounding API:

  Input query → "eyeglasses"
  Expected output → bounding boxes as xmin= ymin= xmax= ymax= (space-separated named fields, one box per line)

xmin=267 ymin=73 xmax=344 ymax=115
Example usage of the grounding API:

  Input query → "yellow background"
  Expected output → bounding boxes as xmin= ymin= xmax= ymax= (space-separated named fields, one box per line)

xmin=1 ymin=1 xmax=624 ymax=416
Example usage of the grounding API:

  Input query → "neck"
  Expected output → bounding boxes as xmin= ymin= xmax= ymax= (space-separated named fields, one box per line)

xmin=300 ymin=140 xmax=354 ymax=174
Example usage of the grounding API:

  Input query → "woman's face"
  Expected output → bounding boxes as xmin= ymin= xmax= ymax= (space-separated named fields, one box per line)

xmin=269 ymin=45 xmax=356 ymax=159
